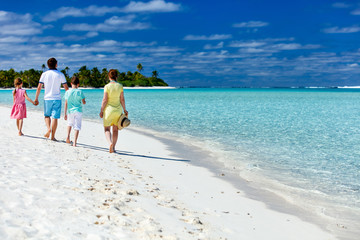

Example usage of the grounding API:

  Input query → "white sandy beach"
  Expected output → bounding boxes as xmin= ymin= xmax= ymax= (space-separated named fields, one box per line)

xmin=0 ymin=105 xmax=336 ymax=240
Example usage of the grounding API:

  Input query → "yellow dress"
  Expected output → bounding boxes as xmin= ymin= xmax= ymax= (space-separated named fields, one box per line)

xmin=103 ymin=82 xmax=123 ymax=127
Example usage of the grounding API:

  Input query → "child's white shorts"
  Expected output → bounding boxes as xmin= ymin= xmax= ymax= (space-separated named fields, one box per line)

xmin=68 ymin=112 xmax=82 ymax=130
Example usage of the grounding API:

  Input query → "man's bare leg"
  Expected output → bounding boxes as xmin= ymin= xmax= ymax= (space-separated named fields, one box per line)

xmin=44 ymin=117 xmax=51 ymax=138
xmin=51 ymin=119 xmax=58 ymax=141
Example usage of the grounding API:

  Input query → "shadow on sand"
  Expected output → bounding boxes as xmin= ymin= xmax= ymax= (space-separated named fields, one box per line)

xmin=78 ymin=143 xmax=191 ymax=162
xmin=23 ymin=134 xmax=190 ymax=163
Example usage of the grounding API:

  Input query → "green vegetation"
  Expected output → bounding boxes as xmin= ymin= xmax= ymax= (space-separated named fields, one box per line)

xmin=0 ymin=64 xmax=168 ymax=88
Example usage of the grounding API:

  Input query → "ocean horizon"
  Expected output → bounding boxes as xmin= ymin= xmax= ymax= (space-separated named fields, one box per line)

xmin=1 ymin=87 xmax=359 ymax=231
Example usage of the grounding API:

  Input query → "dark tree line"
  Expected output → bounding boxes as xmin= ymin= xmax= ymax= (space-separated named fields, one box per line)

xmin=0 ymin=64 xmax=168 ymax=88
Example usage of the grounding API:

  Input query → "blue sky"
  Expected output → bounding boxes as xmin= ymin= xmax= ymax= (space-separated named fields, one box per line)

xmin=0 ymin=0 xmax=360 ymax=87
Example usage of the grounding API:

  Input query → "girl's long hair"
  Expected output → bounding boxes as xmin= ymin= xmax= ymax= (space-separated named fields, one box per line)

xmin=13 ymin=78 xmax=23 ymax=96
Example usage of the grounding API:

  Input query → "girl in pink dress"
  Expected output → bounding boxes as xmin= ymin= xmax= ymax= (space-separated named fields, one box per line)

xmin=10 ymin=78 xmax=35 ymax=136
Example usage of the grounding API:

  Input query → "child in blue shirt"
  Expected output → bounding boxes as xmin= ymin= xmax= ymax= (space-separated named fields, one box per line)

xmin=64 ymin=76 xmax=86 ymax=147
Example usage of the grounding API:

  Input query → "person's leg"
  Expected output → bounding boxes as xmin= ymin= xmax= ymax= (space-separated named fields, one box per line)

xmin=51 ymin=118 xmax=58 ymax=141
xmin=44 ymin=100 xmax=52 ymax=138
xmin=112 ymin=125 xmax=119 ymax=152
xmin=73 ymin=130 xmax=79 ymax=147
xmin=67 ymin=113 xmax=75 ymax=144
xmin=104 ymin=126 xmax=113 ymax=152
xmin=44 ymin=117 xmax=51 ymax=138
xmin=18 ymin=119 xmax=24 ymax=136
xmin=66 ymin=126 xmax=72 ymax=144
xmin=72 ymin=113 xmax=82 ymax=147
xmin=104 ymin=126 xmax=112 ymax=144
xmin=16 ymin=119 xmax=20 ymax=132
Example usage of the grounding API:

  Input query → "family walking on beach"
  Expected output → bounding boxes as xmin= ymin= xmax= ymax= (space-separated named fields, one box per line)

xmin=10 ymin=57 xmax=129 ymax=152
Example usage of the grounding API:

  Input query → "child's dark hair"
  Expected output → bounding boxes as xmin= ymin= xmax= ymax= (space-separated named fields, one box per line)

xmin=71 ymin=76 xmax=80 ymax=85
xmin=108 ymin=69 xmax=118 ymax=80
xmin=13 ymin=78 xmax=23 ymax=96
xmin=47 ymin=57 xmax=57 ymax=69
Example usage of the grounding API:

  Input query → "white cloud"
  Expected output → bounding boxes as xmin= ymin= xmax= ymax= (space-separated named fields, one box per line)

xmin=138 ymin=46 xmax=182 ymax=53
xmin=120 ymin=41 xmax=157 ymax=47
xmin=43 ymin=1 xmax=182 ymax=22
xmin=351 ymin=9 xmax=360 ymax=15
xmin=96 ymin=40 xmax=118 ymax=47
xmin=123 ymin=0 xmax=182 ymax=13
xmin=29 ymin=32 xmax=99 ymax=43
xmin=43 ymin=6 xmax=121 ymax=22
xmin=263 ymin=37 xmax=295 ymax=42
xmin=184 ymin=34 xmax=232 ymax=41
xmin=332 ymin=2 xmax=351 ymax=8
xmin=229 ymin=40 xmax=321 ymax=54
xmin=0 ymin=36 xmax=28 ymax=43
xmin=0 ymin=11 xmax=43 ymax=36
xmin=229 ymin=41 xmax=266 ymax=48
xmin=239 ymin=48 xmax=266 ymax=53
xmin=323 ymin=26 xmax=360 ymax=33
xmin=63 ymin=15 xmax=150 ymax=32
xmin=271 ymin=43 xmax=321 ymax=50
xmin=204 ymin=42 xmax=224 ymax=50
xmin=86 ymin=32 xmax=99 ymax=38
xmin=233 ymin=21 xmax=269 ymax=28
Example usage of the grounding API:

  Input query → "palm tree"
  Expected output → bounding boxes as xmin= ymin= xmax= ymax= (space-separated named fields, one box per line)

xmin=137 ymin=63 xmax=143 ymax=72
xmin=22 ymin=70 xmax=30 ymax=88
xmin=64 ymin=66 xmax=70 ymax=76
xmin=78 ymin=66 xmax=90 ymax=87
xmin=41 ymin=64 xmax=46 ymax=72
xmin=90 ymin=67 xmax=101 ymax=87
xmin=152 ymin=70 xmax=159 ymax=79
xmin=101 ymin=68 xmax=108 ymax=86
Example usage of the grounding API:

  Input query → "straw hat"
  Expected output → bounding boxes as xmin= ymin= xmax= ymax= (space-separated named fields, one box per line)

xmin=118 ymin=113 xmax=131 ymax=130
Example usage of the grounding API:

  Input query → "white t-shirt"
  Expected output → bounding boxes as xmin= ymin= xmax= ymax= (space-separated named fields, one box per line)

xmin=39 ymin=69 xmax=67 ymax=100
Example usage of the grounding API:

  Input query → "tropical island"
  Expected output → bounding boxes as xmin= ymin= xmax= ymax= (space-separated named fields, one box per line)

xmin=0 ymin=63 xmax=168 ymax=88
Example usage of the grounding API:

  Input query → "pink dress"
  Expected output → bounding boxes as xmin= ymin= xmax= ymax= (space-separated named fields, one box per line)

xmin=10 ymin=89 xmax=27 ymax=119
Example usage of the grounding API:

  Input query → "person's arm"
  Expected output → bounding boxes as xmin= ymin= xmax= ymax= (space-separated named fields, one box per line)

xmin=24 ymin=91 xmax=35 ymax=105
xmin=64 ymin=100 xmax=68 ymax=120
xmin=81 ymin=91 xmax=86 ymax=104
xmin=63 ymin=83 xmax=69 ymax=91
xmin=12 ymin=90 xmax=16 ymax=103
xmin=99 ymin=92 xmax=108 ymax=118
xmin=34 ymin=83 xmax=43 ymax=106
xmin=120 ymin=91 xmax=128 ymax=116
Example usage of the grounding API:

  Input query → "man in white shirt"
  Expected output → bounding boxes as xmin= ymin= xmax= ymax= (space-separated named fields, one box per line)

xmin=34 ymin=58 xmax=69 ymax=141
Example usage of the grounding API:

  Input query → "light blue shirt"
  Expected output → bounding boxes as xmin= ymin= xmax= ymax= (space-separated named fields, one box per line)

xmin=65 ymin=88 xmax=85 ymax=113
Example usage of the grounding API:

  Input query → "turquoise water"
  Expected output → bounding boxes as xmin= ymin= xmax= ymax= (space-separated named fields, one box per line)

xmin=1 ymin=88 xmax=360 ymax=218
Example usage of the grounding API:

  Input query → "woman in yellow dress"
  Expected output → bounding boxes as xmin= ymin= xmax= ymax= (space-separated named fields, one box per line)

xmin=100 ymin=69 xmax=128 ymax=153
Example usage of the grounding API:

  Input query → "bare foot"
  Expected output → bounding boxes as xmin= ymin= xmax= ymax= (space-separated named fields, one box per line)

xmin=66 ymin=138 xmax=71 ymax=144
xmin=51 ymin=138 xmax=57 ymax=142
xmin=109 ymin=144 xmax=114 ymax=153
xmin=73 ymin=142 xmax=77 ymax=147
xmin=44 ymin=130 xmax=51 ymax=138
xmin=18 ymin=132 xmax=24 ymax=136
